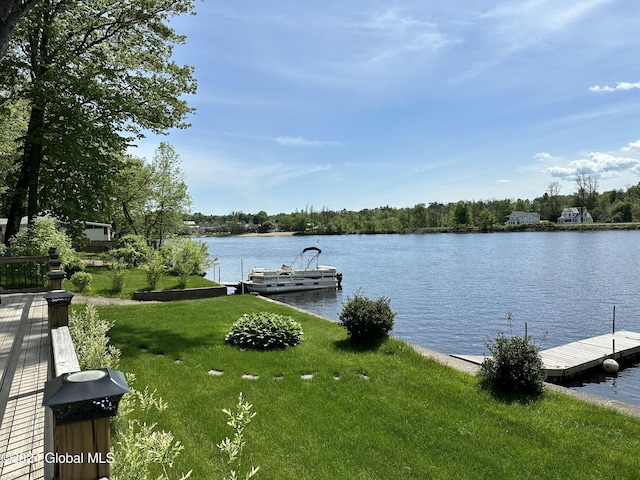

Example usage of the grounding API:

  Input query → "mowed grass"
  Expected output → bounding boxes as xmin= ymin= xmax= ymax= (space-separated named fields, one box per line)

xmin=63 ymin=266 xmax=217 ymax=298
xmin=93 ymin=296 xmax=640 ymax=479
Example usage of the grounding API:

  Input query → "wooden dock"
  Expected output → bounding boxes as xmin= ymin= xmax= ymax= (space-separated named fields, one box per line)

xmin=453 ymin=330 xmax=640 ymax=382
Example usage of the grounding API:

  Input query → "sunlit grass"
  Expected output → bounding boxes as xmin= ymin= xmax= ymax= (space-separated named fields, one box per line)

xmin=63 ymin=266 xmax=216 ymax=298
xmin=88 ymin=296 xmax=640 ymax=479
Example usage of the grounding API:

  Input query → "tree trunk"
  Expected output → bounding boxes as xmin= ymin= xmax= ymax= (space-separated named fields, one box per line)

xmin=0 ymin=0 xmax=41 ymax=60
xmin=4 ymin=105 xmax=46 ymax=246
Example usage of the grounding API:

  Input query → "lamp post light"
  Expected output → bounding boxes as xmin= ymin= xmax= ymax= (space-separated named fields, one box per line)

xmin=43 ymin=368 xmax=130 ymax=480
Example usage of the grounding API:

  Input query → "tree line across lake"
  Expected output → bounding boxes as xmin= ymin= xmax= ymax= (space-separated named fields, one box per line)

xmin=191 ymin=178 xmax=640 ymax=235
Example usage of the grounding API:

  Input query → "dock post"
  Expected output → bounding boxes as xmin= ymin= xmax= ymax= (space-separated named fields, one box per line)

xmin=612 ymin=305 xmax=616 ymax=335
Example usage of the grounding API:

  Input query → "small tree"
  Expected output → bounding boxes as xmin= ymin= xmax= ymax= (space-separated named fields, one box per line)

xmin=339 ymin=291 xmax=395 ymax=344
xmin=161 ymin=237 xmax=214 ymax=288
xmin=143 ymin=251 xmax=166 ymax=290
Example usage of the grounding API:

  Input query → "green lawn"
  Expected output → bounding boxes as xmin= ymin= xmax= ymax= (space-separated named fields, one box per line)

xmin=92 ymin=296 xmax=640 ymax=479
xmin=63 ymin=266 xmax=217 ymax=298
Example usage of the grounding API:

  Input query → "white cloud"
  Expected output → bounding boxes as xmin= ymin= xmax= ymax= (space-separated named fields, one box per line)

xmin=480 ymin=0 xmax=611 ymax=49
xmin=497 ymin=179 xmax=511 ymax=184
xmin=621 ymin=140 xmax=640 ymax=152
xmin=589 ymin=81 xmax=640 ymax=92
xmin=543 ymin=152 xmax=640 ymax=178
xmin=274 ymin=136 xmax=341 ymax=147
xmin=534 ymin=152 xmax=554 ymax=162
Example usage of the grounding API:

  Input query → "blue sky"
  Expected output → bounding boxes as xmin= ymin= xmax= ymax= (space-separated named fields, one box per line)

xmin=133 ymin=0 xmax=640 ymax=216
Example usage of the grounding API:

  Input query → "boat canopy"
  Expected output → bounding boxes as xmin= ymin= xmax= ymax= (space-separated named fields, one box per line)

xmin=302 ymin=246 xmax=321 ymax=254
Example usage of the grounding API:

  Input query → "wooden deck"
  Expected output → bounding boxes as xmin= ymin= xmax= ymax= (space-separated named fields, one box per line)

xmin=453 ymin=330 xmax=640 ymax=382
xmin=0 ymin=293 xmax=50 ymax=480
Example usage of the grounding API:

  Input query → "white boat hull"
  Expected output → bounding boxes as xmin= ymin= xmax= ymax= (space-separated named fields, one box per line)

xmin=243 ymin=266 xmax=340 ymax=294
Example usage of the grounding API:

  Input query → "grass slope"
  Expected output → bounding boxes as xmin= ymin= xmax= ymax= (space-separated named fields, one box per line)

xmin=94 ymin=296 xmax=640 ymax=479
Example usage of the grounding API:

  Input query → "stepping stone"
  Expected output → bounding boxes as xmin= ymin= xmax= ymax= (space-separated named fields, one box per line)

xmin=242 ymin=374 xmax=259 ymax=380
xmin=208 ymin=369 xmax=224 ymax=376
xmin=301 ymin=374 xmax=314 ymax=380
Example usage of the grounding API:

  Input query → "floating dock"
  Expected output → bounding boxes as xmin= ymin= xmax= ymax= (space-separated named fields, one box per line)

xmin=453 ymin=330 xmax=640 ymax=382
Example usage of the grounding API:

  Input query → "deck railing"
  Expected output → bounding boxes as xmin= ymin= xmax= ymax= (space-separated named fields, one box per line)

xmin=0 ymin=255 xmax=49 ymax=292
xmin=43 ymin=255 xmax=128 ymax=480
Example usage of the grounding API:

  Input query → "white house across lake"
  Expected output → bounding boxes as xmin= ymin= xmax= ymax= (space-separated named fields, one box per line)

xmin=507 ymin=211 xmax=541 ymax=225
xmin=557 ymin=207 xmax=593 ymax=224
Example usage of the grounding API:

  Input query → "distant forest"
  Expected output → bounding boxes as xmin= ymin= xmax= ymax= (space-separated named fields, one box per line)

xmin=190 ymin=178 xmax=640 ymax=235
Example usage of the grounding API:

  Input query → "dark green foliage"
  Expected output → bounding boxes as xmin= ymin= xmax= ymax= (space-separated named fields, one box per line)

xmin=64 ymin=257 xmax=85 ymax=277
xmin=108 ymin=234 xmax=151 ymax=267
xmin=339 ymin=292 xmax=395 ymax=343
xmin=481 ymin=332 xmax=546 ymax=397
xmin=225 ymin=312 xmax=303 ymax=350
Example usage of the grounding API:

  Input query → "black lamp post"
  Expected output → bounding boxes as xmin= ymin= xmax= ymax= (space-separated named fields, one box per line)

xmin=43 ymin=369 xmax=130 ymax=479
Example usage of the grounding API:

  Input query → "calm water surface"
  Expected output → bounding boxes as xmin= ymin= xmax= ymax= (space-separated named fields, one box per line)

xmin=202 ymin=231 xmax=640 ymax=405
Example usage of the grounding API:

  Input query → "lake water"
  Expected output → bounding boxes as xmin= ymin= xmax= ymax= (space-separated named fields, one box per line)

xmin=201 ymin=231 xmax=640 ymax=406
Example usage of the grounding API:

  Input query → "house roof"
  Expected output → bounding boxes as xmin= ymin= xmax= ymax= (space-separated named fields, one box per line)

xmin=0 ymin=217 xmax=29 ymax=227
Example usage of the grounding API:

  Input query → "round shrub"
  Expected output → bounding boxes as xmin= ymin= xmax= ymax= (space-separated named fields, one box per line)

xmin=481 ymin=333 xmax=546 ymax=397
xmin=225 ymin=312 xmax=303 ymax=350
xmin=108 ymin=234 xmax=151 ymax=267
xmin=339 ymin=292 xmax=395 ymax=344
xmin=70 ymin=271 xmax=93 ymax=293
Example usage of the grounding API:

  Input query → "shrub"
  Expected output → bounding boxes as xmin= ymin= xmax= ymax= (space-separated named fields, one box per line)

xmin=161 ymin=237 xmax=214 ymax=277
xmin=225 ymin=312 xmax=303 ymax=350
xmin=481 ymin=314 xmax=546 ymax=397
xmin=69 ymin=304 xmax=120 ymax=370
xmin=9 ymin=217 xmax=79 ymax=269
xmin=70 ymin=271 xmax=93 ymax=293
xmin=142 ymin=251 xmax=166 ymax=290
xmin=109 ymin=234 xmax=151 ymax=267
xmin=218 ymin=393 xmax=259 ymax=480
xmin=339 ymin=291 xmax=395 ymax=344
xmin=111 ymin=262 xmax=127 ymax=293
xmin=64 ymin=256 xmax=85 ymax=277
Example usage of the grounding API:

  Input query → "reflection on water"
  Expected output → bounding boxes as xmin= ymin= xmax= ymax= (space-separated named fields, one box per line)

xmin=270 ymin=288 xmax=343 ymax=321
xmin=565 ymin=361 xmax=640 ymax=399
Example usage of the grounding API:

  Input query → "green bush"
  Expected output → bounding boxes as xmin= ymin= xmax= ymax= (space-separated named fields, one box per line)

xmin=225 ymin=312 xmax=303 ymax=350
xmin=64 ymin=256 xmax=85 ymax=277
xmin=9 ymin=217 xmax=79 ymax=269
xmin=142 ymin=251 xmax=166 ymax=290
xmin=161 ymin=237 xmax=215 ymax=289
xmin=481 ymin=315 xmax=546 ymax=397
xmin=69 ymin=304 xmax=120 ymax=370
xmin=108 ymin=234 xmax=151 ymax=267
xmin=339 ymin=291 xmax=395 ymax=344
xmin=70 ymin=271 xmax=93 ymax=293
xmin=111 ymin=262 xmax=127 ymax=293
